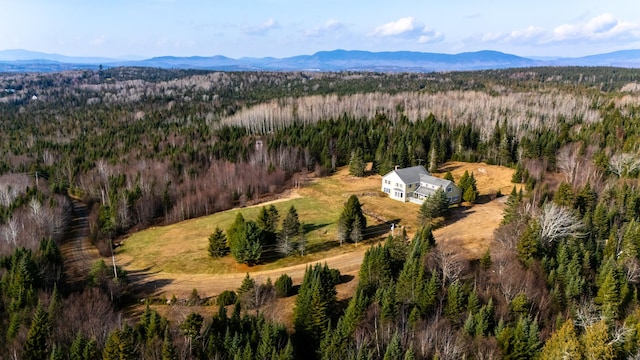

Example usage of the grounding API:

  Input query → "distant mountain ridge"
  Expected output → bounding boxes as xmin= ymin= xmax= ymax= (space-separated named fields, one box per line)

xmin=1 ymin=49 xmax=640 ymax=72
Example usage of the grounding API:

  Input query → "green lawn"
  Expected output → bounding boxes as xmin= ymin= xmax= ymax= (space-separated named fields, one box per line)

xmin=118 ymin=195 xmax=350 ymax=274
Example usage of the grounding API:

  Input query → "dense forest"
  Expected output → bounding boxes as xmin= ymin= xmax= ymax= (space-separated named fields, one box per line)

xmin=1 ymin=66 xmax=640 ymax=358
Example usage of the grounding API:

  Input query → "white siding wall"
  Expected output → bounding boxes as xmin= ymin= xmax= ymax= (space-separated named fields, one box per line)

xmin=382 ymin=172 xmax=407 ymax=202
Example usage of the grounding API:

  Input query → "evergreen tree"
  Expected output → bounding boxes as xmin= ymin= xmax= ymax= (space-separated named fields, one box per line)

xmin=498 ymin=316 xmax=541 ymax=360
xmin=417 ymin=188 xmax=449 ymax=225
xmin=404 ymin=348 xmax=416 ymax=360
xmin=180 ymin=312 xmax=204 ymax=357
xmin=517 ymin=220 xmax=541 ymax=264
xmin=228 ymin=217 xmax=263 ymax=265
xmin=463 ymin=183 xmax=478 ymax=203
xmin=48 ymin=283 xmax=62 ymax=325
xmin=592 ymin=202 xmax=610 ymax=243
xmin=595 ymin=261 xmax=621 ymax=319
xmin=102 ymin=330 xmax=121 ymax=360
xmin=275 ymin=274 xmax=293 ymax=297
xmin=444 ymin=171 xmax=454 ymax=182
xmin=50 ymin=344 xmax=64 ymax=360
xmin=581 ymin=320 xmax=615 ymax=360
xmin=257 ymin=205 xmax=279 ymax=243
xmin=281 ymin=205 xmax=301 ymax=239
xmin=237 ymin=273 xmax=256 ymax=298
xmin=511 ymin=164 xmax=524 ymax=183
xmin=349 ymin=148 xmax=366 ymax=177
xmin=459 ymin=171 xmax=479 ymax=203
xmin=208 ymin=226 xmax=229 ymax=257
xmin=70 ymin=333 xmax=86 ymax=360
xmin=444 ymin=280 xmax=465 ymax=321
xmin=227 ymin=212 xmax=246 ymax=249
xmin=575 ymin=182 xmax=597 ymax=215
xmin=428 ymin=143 xmax=439 ymax=173
xmin=337 ymin=195 xmax=367 ymax=243
xmin=383 ymin=332 xmax=403 ymax=360
xmin=162 ymin=326 xmax=177 ymax=360
xmin=554 ymin=182 xmax=575 ymax=207
xmin=539 ymin=319 xmax=581 ymax=360
xmin=502 ymin=186 xmax=521 ymax=225
xmin=24 ymin=304 xmax=51 ymax=360
xmin=83 ymin=339 xmax=98 ymax=359
xmin=118 ymin=325 xmax=137 ymax=360
xmin=294 ymin=264 xmax=338 ymax=358
xmin=359 ymin=244 xmax=393 ymax=293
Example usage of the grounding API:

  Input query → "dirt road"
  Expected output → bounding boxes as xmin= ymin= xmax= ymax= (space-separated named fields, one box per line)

xmin=62 ymin=161 xmax=511 ymax=300
xmin=62 ymin=199 xmax=505 ymax=300
xmin=126 ymin=242 xmax=371 ymax=299
xmin=59 ymin=200 xmax=101 ymax=287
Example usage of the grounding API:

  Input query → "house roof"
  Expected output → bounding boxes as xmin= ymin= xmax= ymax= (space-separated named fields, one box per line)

xmin=419 ymin=174 xmax=453 ymax=189
xmin=385 ymin=165 xmax=429 ymax=184
xmin=414 ymin=186 xmax=438 ymax=197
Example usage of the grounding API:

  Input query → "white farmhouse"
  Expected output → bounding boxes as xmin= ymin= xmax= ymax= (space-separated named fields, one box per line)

xmin=381 ymin=165 xmax=430 ymax=202
xmin=382 ymin=165 xmax=462 ymax=205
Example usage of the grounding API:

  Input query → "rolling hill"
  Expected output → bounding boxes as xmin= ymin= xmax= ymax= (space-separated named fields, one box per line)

xmin=1 ymin=48 xmax=640 ymax=72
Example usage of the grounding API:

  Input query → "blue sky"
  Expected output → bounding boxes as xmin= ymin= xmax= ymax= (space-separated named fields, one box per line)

xmin=1 ymin=0 xmax=639 ymax=58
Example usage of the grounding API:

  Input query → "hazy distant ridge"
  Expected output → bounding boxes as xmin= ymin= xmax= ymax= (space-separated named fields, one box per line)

xmin=1 ymin=49 xmax=640 ymax=72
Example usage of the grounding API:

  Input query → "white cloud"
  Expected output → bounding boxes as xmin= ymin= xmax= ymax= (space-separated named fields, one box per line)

xmin=373 ymin=17 xmax=417 ymax=36
xmin=418 ymin=28 xmax=444 ymax=43
xmin=305 ymin=20 xmax=345 ymax=37
xmin=245 ymin=18 xmax=280 ymax=36
xmin=479 ymin=14 xmax=639 ymax=47
xmin=371 ymin=17 xmax=444 ymax=43
xmin=551 ymin=13 xmax=639 ymax=42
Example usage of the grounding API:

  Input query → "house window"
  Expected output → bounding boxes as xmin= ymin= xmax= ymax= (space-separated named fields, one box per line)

xmin=384 ymin=187 xmax=390 ymax=194
xmin=447 ymin=187 xmax=452 ymax=192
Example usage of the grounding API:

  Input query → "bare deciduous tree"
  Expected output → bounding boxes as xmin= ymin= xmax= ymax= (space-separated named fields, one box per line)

xmin=609 ymin=153 xmax=640 ymax=177
xmin=276 ymin=233 xmax=295 ymax=256
xmin=430 ymin=245 xmax=467 ymax=287
xmin=538 ymin=202 xmax=586 ymax=247
xmin=557 ymin=143 xmax=586 ymax=187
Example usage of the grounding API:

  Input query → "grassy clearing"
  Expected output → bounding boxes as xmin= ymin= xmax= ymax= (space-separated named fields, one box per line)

xmin=118 ymin=162 xmax=516 ymax=275
xmin=118 ymin=167 xmax=390 ymax=275
xmin=118 ymin=196 xmax=341 ymax=274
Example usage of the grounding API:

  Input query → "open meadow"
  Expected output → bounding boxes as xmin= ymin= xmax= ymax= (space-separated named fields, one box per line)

xmin=117 ymin=161 xmax=516 ymax=298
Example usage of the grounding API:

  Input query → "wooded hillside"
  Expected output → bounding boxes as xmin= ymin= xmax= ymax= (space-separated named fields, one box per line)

xmin=1 ymin=67 xmax=640 ymax=358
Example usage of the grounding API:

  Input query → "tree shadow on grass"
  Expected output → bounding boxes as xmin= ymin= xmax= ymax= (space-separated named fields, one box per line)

xmin=437 ymin=164 xmax=463 ymax=173
xmin=302 ymin=222 xmax=330 ymax=234
xmin=363 ymin=218 xmax=401 ymax=240
xmin=124 ymin=267 xmax=174 ymax=300
xmin=339 ymin=274 xmax=355 ymax=284
xmin=430 ymin=205 xmax=476 ymax=230
xmin=306 ymin=240 xmax=341 ymax=254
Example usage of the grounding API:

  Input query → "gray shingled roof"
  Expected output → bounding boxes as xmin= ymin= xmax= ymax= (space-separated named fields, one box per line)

xmin=419 ymin=174 xmax=453 ymax=189
xmin=414 ymin=186 xmax=438 ymax=197
xmin=388 ymin=165 xmax=429 ymax=184
xmin=414 ymin=175 xmax=455 ymax=197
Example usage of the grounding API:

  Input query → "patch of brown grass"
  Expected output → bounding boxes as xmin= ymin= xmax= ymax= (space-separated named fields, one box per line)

xmin=118 ymin=161 xmax=516 ymax=300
